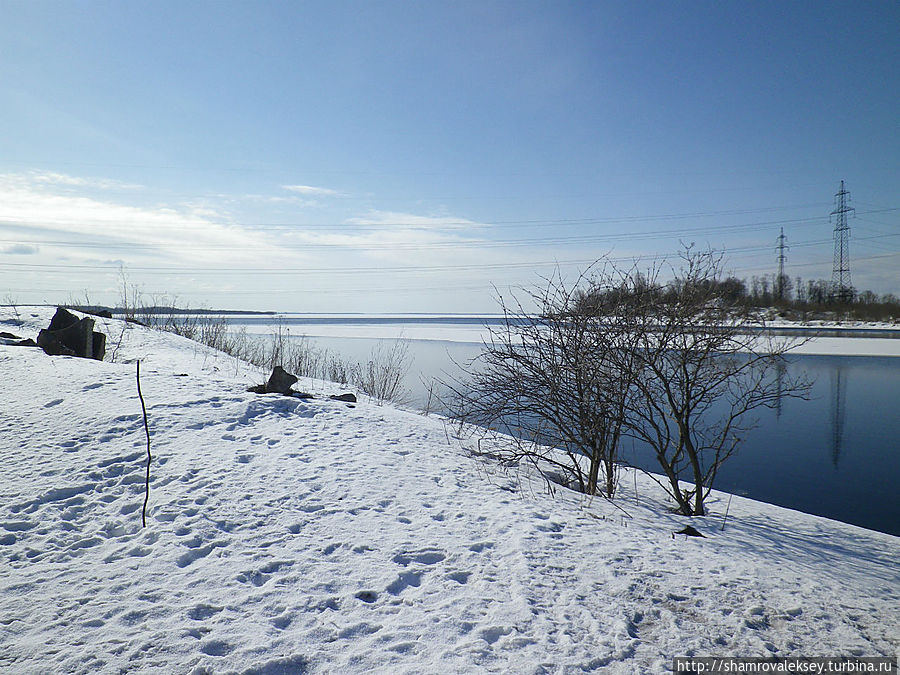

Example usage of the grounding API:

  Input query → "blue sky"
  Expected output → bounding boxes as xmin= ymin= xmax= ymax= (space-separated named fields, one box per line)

xmin=1 ymin=0 xmax=897 ymax=312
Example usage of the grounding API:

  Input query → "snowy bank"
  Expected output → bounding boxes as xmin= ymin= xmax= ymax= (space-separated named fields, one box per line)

xmin=1 ymin=308 xmax=898 ymax=673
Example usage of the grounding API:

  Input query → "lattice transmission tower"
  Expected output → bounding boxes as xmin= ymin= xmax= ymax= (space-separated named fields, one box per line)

xmin=830 ymin=180 xmax=854 ymax=303
xmin=775 ymin=227 xmax=788 ymax=301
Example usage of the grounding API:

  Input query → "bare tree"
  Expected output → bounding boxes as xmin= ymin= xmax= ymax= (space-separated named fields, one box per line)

xmin=447 ymin=266 xmax=633 ymax=498
xmin=617 ymin=248 xmax=811 ymax=516
xmin=449 ymin=248 xmax=811 ymax=517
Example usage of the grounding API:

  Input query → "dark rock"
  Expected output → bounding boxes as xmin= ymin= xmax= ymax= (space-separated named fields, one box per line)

xmin=92 ymin=332 xmax=106 ymax=361
xmin=48 ymin=307 xmax=80 ymax=332
xmin=292 ymin=391 xmax=315 ymax=399
xmin=0 ymin=332 xmax=38 ymax=347
xmin=37 ymin=308 xmax=106 ymax=360
xmin=329 ymin=393 xmax=357 ymax=403
xmin=265 ymin=366 xmax=298 ymax=395
xmin=38 ymin=316 xmax=95 ymax=358
xmin=247 ymin=384 xmax=268 ymax=394
xmin=675 ymin=525 xmax=705 ymax=538
xmin=37 ymin=338 xmax=77 ymax=357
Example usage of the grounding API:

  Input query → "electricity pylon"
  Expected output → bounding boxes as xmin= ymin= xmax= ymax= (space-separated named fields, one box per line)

xmin=775 ymin=228 xmax=788 ymax=301
xmin=830 ymin=181 xmax=854 ymax=303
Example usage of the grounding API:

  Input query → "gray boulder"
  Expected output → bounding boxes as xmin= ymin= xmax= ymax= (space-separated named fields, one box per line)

xmin=38 ymin=316 xmax=95 ymax=358
xmin=92 ymin=332 xmax=106 ymax=361
xmin=0 ymin=332 xmax=38 ymax=348
xmin=265 ymin=366 xmax=298 ymax=395
xmin=47 ymin=307 xmax=81 ymax=331
xmin=37 ymin=307 xmax=106 ymax=360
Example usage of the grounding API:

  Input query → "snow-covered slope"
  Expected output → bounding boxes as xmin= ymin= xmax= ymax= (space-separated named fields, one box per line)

xmin=1 ymin=308 xmax=898 ymax=674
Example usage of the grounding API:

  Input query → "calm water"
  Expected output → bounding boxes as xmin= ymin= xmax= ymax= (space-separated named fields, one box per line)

xmin=228 ymin=316 xmax=900 ymax=536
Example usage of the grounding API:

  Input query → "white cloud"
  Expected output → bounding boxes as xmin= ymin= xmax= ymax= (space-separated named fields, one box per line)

xmin=0 ymin=172 xmax=280 ymax=265
xmin=1 ymin=243 xmax=39 ymax=255
xmin=0 ymin=173 xmax=569 ymax=311
xmin=281 ymin=184 xmax=343 ymax=197
xmin=28 ymin=171 xmax=143 ymax=191
xmin=346 ymin=210 xmax=482 ymax=231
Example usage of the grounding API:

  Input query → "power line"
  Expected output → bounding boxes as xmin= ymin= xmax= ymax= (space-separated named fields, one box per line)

xmin=7 ymin=240 xmax=898 ymax=290
xmin=731 ymin=251 xmax=900 ymax=275
xmin=237 ymin=203 xmax=836 ymax=230
xmin=9 ymin=251 xmax=900 ymax=298
xmin=4 ymin=211 xmax=898 ymax=255
xmin=3 ymin=234 xmax=897 ymax=281
xmin=5 ymin=205 xmax=896 ymax=237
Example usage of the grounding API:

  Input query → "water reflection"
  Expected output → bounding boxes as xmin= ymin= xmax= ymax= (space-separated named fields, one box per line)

xmin=830 ymin=365 xmax=847 ymax=467
xmin=775 ymin=358 xmax=787 ymax=420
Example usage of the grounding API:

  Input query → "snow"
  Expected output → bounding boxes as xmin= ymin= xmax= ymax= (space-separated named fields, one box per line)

xmin=786 ymin=336 xmax=900 ymax=357
xmin=1 ymin=307 xmax=898 ymax=674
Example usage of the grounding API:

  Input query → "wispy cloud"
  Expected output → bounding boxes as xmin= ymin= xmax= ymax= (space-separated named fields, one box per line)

xmin=0 ymin=173 xmax=573 ymax=310
xmin=28 ymin=171 xmax=143 ymax=191
xmin=282 ymin=184 xmax=344 ymax=197
xmin=0 ymin=172 xmax=279 ymax=265
xmin=346 ymin=210 xmax=481 ymax=231
xmin=1 ymin=243 xmax=39 ymax=255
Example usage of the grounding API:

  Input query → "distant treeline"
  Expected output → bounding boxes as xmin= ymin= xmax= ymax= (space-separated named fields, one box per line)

xmin=574 ymin=272 xmax=900 ymax=322
xmin=66 ymin=305 xmax=276 ymax=316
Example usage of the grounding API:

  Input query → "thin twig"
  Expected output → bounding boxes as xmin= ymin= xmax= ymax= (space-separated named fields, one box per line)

xmin=721 ymin=493 xmax=733 ymax=531
xmin=633 ymin=469 xmax=639 ymax=505
xmin=137 ymin=360 xmax=151 ymax=528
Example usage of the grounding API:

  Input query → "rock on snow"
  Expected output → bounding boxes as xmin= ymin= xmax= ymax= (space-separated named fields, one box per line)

xmin=1 ymin=307 xmax=898 ymax=674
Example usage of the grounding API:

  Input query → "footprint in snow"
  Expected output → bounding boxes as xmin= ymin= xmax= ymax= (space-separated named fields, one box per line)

xmin=356 ymin=591 xmax=378 ymax=604
xmin=386 ymin=570 xmax=422 ymax=595
xmin=271 ymin=613 xmax=293 ymax=629
xmin=187 ymin=604 xmax=222 ymax=621
xmin=392 ymin=548 xmax=446 ymax=566
xmin=200 ymin=640 xmax=233 ymax=656
xmin=236 ymin=560 xmax=294 ymax=586
xmin=175 ymin=541 xmax=227 ymax=568
xmin=480 ymin=626 xmax=513 ymax=645
xmin=446 ymin=571 xmax=471 ymax=584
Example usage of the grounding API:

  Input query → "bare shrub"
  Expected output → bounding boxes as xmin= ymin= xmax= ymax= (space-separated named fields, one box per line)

xmin=450 ymin=248 xmax=813 ymax=514
xmin=353 ymin=340 xmax=410 ymax=403
xmin=326 ymin=355 xmax=352 ymax=386
xmin=446 ymin=265 xmax=630 ymax=498
xmin=578 ymin=247 xmax=813 ymax=516
xmin=107 ymin=276 xmax=411 ymax=404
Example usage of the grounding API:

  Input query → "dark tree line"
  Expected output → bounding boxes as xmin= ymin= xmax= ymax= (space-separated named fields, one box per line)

xmin=578 ymin=271 xmax=898 ymax=319
xmin=605 ymin=271 xmax=900 ymax=322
